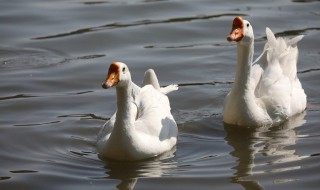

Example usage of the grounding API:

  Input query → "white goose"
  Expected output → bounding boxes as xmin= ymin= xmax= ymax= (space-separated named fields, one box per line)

xmin=97 ymin=62 xmax=178 ymax=161
xmin=223 ymin=16 xmax=307 ymax=127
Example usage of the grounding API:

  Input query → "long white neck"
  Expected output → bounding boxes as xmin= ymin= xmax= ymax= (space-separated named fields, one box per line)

xmin=224 ymin=40 xmax=259 ymax=126
xmin=231 ymin=42 xmax=254 ymax=96
xmin=114 ymin=81 xmax=139 ymax=132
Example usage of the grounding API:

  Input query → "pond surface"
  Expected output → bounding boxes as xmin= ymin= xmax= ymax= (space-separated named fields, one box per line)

xmin=0 ymin=0 xmax=320 ymax=189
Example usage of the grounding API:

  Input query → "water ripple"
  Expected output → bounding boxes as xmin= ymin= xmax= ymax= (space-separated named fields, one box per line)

xmin=58 ymin=113 xmax=108 ymax=121
xmin=0 ymin=176 xmax=11 ymax=180
xmin=10 ymin=170 xmax=38 ymax=173
xmin=145 ymin=42 xmax=227 ymax=49
xmin=32 ymin=13 xmax=248 ymax=40
xmin=276 ymin=27 xmax=320 ymax=36
xmin=14 ymin=120 xmax=61 ymax=127
xmin=177 ymin=81 xmax=233 ymax=87
xmin=0 ymin=94 xmax=37 ymax=101
xmin=298 ymin=67 xmax=320 ymax=74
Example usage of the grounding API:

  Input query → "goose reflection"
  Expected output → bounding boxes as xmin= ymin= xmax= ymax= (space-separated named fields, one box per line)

xmin=224 ymin=112 xmax=306 ymax=190
xmin=98 ymin=147 xmax=177 ymax=190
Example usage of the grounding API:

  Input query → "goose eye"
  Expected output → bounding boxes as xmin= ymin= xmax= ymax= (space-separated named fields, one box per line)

xmin=122 ymin=67 xmax=126 ymax=73
xmin=247 ymin=23 xmax=250 ymax=27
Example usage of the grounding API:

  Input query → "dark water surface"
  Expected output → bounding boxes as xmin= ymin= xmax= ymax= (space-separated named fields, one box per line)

xmin=1 ymin=0 xmax=320 ymax=189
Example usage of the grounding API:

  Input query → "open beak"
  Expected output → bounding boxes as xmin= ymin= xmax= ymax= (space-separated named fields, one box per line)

xmin=227 ymin=16 xmax=244 ymax=42
xmin=101 ymin=62 xmax=120 ymax=89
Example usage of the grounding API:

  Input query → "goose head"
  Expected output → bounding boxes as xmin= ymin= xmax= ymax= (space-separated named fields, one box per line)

xmin=227 ymin=16 xmax=254 ymax=45
xmin=102 ymin=62 xmax=131 ymax=89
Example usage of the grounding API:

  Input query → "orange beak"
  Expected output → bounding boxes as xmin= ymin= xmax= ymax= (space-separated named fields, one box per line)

xmin=227 ymin=16 xmax=244 ymax=42
xmin=102 ymin=62 xmax=120 ymax=89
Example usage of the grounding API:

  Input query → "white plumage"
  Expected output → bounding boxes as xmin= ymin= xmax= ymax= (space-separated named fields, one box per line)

xmin=97 ymin=62 xmax=178 ymax=161
xmin=223 ymin=16 xmax=306 ymax=127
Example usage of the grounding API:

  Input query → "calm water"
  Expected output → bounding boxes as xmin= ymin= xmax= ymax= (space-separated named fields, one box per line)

xmin=1 ymin=0 xmax=320 ymax=189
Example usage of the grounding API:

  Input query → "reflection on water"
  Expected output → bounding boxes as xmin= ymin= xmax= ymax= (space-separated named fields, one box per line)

xmin=96 ymin=147 xmax=177 ymax=190
xmin=225 ymin=113 xmax=306 ymax=190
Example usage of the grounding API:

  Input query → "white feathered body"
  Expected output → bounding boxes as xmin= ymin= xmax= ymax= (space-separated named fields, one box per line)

xmin=223 ymin=27 xmax=306 ymax=127
xmin=98 ymin=66 xmax=178 ymax=161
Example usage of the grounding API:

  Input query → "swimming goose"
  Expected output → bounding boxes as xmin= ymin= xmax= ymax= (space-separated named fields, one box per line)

xmin=223 ymin=16 xmax=307 ymax=127
xmin=97 ymin=62 xmax=178 ymax=161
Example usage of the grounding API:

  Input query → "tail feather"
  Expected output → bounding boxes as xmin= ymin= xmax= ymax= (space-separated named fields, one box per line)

xmin=142 ymin=69 xmax=178 ymax=94
xmin=264 ymin=27 xmax=303 ymax=80
xmin=266 ymin=27 xmax=277 ymax=47
xmin=142 ymin=69 xmax=161 ymax=90
xmin=160 ymin=84 xmax=178 ymax=94
xmin=287 ymin=35 xmax=304 ymax=47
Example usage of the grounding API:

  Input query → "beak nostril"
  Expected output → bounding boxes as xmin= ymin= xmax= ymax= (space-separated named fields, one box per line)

xmin=102 ymin=82 xmax=107 ymax=89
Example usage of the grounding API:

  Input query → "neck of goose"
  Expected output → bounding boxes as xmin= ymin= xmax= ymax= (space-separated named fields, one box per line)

xmin=115 ymin=81 xmax=137 ymax=131
xmin=232 ymin=42 xmax=254 ymax=96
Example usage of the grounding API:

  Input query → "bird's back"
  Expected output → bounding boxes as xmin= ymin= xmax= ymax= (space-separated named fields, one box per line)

xmin=254 ymin=28 xmax=306 ymax=122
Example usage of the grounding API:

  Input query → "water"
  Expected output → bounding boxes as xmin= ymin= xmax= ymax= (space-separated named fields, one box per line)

xmin=1 ymin=0 xmax=320 ymax=189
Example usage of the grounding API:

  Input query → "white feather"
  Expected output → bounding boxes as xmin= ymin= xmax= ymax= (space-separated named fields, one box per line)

xmin=223 ymin=18 xmax=306 ymax=127
xmin=97 ymin=63 xmax=178 ymax=161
